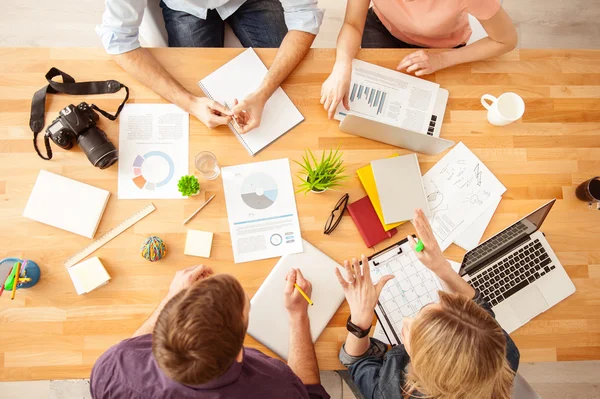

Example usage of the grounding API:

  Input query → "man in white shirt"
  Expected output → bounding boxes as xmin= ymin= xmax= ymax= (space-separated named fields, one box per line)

xmin=97 ymin=0 xmax=323 ymax=133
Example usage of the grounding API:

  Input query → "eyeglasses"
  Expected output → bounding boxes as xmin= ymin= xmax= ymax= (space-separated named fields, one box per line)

xmin=324 ymin=193 xmax=349 ymax=235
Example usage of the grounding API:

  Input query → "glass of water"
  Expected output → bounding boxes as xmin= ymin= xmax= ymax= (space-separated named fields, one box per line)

xmin=195 ymin=151 xmax=221 ymax=180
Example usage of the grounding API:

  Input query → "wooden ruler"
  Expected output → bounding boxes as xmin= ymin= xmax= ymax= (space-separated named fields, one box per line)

xmin=63 ymin=203 xmax=156 ymax=268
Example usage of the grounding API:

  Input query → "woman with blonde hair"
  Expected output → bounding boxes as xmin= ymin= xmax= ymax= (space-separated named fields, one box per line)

xmin=335 ymin=208 xmax=519 ymax=399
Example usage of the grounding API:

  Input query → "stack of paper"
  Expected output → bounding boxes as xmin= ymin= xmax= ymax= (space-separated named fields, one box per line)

xmin=68 ymin=257 xmax=111 ymax=295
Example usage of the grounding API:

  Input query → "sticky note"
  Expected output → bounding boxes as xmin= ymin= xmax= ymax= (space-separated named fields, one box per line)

xmin=184 ymin=230 xmax=214 ymax=258
xmin=68 ymin=257 xmax=111 ymax=295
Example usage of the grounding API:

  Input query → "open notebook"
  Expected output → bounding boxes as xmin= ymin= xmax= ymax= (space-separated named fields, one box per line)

xmin=198 ymin=48 xmax=304 ymax=156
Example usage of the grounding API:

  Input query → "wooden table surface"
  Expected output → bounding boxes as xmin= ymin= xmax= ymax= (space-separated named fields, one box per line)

xmin=0 ymin=48 xmax=599 ymax=381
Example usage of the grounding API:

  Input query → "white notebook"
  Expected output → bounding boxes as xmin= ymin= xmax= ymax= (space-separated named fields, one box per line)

xmin=247 ymin=240 xmax=347 ymax=360
xmin=23 ymin=170 xmax=110 ymax=238
xmin=198 ymin=48 xmax=304 ymax=156
xmin=372 ymin=154 xmax=430 ymax=224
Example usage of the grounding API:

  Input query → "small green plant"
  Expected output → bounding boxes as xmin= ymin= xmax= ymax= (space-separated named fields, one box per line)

xmin=295 ymin=147 xmax=348 ymax=194
xmin=177 ymin=175 xmax=200 ymax=197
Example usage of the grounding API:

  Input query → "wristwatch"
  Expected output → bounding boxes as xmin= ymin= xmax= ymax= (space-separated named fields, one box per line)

xmin=346 ymin=315 xmax=372 ymax=338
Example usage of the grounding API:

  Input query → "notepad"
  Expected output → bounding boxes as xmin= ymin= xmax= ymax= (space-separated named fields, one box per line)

xmin=184 ymin=230 xmax=214 ymax=258
xmin=23 ymin=170 xmax=110 ymax=238
xmin=198 ymin=48 xmax=304 ymax=156
xmin=68 ymin=257 xmax=111 ymax=295
xmin=371 ymin=154 xmax=430 ymax=224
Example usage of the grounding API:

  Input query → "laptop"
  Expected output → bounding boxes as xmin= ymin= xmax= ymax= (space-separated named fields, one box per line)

xmin=247 ymin=240 xmax=346 ymax=359
xmin=459 ymin=199 xmax=576 ymax=333
xmin=339 ymin=88 xmax=454 ymax=155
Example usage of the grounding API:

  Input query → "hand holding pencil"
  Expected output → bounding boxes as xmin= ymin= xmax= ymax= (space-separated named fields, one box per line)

xmin=284 ymin=269 xmax=313 ymax=316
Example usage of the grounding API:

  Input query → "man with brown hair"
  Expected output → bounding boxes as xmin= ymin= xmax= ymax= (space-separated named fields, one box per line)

xmin=90 ymin=265 xmax=330 ymax=399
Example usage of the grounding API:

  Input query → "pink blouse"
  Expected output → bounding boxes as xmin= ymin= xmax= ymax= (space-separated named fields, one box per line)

xmin=372 ymin=0 xmax=501 ymax=48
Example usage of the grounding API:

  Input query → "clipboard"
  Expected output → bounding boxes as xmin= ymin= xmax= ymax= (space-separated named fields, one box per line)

xmin=367 ymin=236 xmax=442 ymax=346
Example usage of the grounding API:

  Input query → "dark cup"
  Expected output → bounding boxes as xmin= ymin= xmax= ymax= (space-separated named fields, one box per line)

xmin=575 ymin=176 xmax=600 ymax=203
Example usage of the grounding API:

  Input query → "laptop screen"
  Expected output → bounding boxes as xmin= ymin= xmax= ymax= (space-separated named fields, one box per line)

xmin=460 ymin=199 xmax=556 ymax=276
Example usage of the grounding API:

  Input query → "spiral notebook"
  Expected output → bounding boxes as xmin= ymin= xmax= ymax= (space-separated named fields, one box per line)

xmin=198 ymin=48 xmax=304 ymax=156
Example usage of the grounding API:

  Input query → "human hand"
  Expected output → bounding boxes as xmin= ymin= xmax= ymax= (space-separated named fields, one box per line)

xmin=335 ymin=255 xmax=394 ymax=330
xmin=231 ymin=92 xmax=267 ymax=134
xmin=167 ymin=265 xmax=214 ymax=300
xmin=284 ymin=269 xmax=313 ymax=318
xmin=320 ymin=61 xmax=352 ymax=119
xmin=188 ymin=97 xmax=232 ymax=128
xmin=407 ymin=208 xmax=451 ymax=275
xmin=397 ymin=50 xmax=446 ymax=76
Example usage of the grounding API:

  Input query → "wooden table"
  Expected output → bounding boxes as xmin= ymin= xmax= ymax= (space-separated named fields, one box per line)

xmin=0 ymin=48 xmax=599 ymax=381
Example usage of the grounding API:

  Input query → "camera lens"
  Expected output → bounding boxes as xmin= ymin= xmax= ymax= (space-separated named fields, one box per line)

xmin=77 ymin=127 xmax=119 ymax=169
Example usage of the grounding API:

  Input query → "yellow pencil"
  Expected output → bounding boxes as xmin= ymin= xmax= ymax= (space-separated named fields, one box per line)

xmin=294 ymin=283 xmax=314 ymax=306
xmin=10 ymin=262 xmax=21 ymax=300
xmin=18 ymin=278 xmax=32 ymax=283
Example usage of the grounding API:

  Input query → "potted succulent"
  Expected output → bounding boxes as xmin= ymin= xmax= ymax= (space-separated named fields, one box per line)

xmin=177 ymin=175 xmax=200 ymax=197
xmin=295 ymin=147 xmax=348 ymax=194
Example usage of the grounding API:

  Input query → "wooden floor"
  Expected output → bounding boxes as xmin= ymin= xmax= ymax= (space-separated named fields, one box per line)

xmin=0 ymin=48 xmax=599 ymax=381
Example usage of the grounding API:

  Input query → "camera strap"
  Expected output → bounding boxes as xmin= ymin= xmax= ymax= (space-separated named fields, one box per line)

xmin=29 ymin=67 xmax=130 ymax=160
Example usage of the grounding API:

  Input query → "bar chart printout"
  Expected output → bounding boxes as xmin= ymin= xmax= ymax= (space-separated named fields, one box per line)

xmin=349 ymin=83 xmax=388 ymax=116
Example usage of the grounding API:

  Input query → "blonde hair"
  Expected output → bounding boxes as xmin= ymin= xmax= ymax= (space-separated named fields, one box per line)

xmin=403 ymin=291 xmax=515 ymax=399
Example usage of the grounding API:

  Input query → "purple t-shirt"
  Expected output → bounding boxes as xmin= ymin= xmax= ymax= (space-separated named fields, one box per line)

xmin=90 ymin=334 xmax=330 ymax=399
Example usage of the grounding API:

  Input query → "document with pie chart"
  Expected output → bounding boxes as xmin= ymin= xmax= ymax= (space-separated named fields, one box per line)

xmin=117 ymin=104 xmax=189 ymax=199
xmin=222 ymin=158 xmax=303 ymax=263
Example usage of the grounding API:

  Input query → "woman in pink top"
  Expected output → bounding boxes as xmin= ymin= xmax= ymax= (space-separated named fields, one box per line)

xmin=320 ymin=0 xmax=518 ymax=118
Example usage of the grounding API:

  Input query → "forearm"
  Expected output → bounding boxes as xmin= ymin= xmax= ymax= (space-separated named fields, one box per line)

xmin=255 ymin=31 xmax=315 ymax=102
xmin=440 ymin=36 xmax=516 ymax=70
xmin=435 ymin=261 xmax=475 ymax=298
xmin=132 ymin=297 xmax=170 ymax=337
xmin=334 ymin=23 xmax=362 ymax=68
xmin=344 ymin=312 xmax=374 ymax=356
xmin=112 ymin=47 xmax=195 ymax=112
xmin=288 ymin=313 xmax=321 ymax=385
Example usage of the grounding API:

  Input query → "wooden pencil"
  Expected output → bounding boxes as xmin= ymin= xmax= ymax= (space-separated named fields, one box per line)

xmin=10 ymin=262 xmax=21 ymax=300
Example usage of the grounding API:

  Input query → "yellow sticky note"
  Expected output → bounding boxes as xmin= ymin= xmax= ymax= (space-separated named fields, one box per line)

xmin=357 ymin=162 xmax=405 ymax=231
xmin=184 ymin=230 xmax=214 ymax=258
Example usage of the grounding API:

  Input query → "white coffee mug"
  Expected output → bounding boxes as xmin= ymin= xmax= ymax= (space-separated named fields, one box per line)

xmin=481 ymin=92 xmax=525 ymax=126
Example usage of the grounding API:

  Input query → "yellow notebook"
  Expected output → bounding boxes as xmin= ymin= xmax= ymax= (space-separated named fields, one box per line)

xmin=357 ymin=160 xmax=405 ymax=232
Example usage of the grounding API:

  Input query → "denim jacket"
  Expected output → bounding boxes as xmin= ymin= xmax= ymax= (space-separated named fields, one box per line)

xmin=339 ymin=291 xmax=520 ymax=399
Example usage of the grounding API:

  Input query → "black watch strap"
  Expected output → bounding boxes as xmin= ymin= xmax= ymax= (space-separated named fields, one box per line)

xmin=346 ymin=315 xmax=372 ymax=338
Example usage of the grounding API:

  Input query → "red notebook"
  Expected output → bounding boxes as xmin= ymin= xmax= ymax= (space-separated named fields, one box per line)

xmin=348 ymin=196 xmax=398 ymax=248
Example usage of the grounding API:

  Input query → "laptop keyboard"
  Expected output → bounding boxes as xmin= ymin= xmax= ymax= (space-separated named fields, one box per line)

xmin=469 ymin=238 xmax=556 ymax=307
xmin=463 ymin=222 xmax=528 ymax=270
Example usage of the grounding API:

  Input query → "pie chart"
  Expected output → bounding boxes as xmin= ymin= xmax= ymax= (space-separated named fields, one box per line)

xmin=241 ymin=173 xmax=278 ymax=210
xmin=132 ymin=151 xmax=175 ymax=190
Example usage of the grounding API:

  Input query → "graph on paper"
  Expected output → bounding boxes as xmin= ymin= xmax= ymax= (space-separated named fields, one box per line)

xmin=349 ymin=83 xmax=388 ymax=115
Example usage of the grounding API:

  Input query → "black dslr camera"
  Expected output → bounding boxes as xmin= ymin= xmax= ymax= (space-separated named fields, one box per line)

xmin=46 ymin=102 xmax=118 ymax=169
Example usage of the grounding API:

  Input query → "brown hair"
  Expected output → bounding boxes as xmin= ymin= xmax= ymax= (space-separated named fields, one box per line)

xmin=403 ymin=291 xmax=515 ymax=399
xmin=152 ymin=274 xmax=247 ymax=385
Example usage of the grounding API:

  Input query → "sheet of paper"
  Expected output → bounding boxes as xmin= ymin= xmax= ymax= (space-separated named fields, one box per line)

xmin=221 ymin=158 xmax=303 ymax=263
xmin=422 ymin=142 xmax=506 ymax=251
xmin=455 ymin=196 xmax=502 ymax=251
xmin=335 ymin=59 xmax=440 ymax=134
xmin=372 ymin=260 xmax=461 ymax=345
xmin=118 ymin=104 xmax=189 ymax=199
xmin=199 ymin=48 xmax=304 ymax=156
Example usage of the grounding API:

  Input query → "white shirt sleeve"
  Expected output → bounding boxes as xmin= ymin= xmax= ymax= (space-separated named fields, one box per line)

xmin=96 ymin=0 xmax=148 ymax=55
xmin=280 ymin=0 xmax=324 ymax=36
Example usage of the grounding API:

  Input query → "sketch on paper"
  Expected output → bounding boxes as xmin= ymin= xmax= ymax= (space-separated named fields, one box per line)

xmin=421 ymin=143 xmax=506 ymax=251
